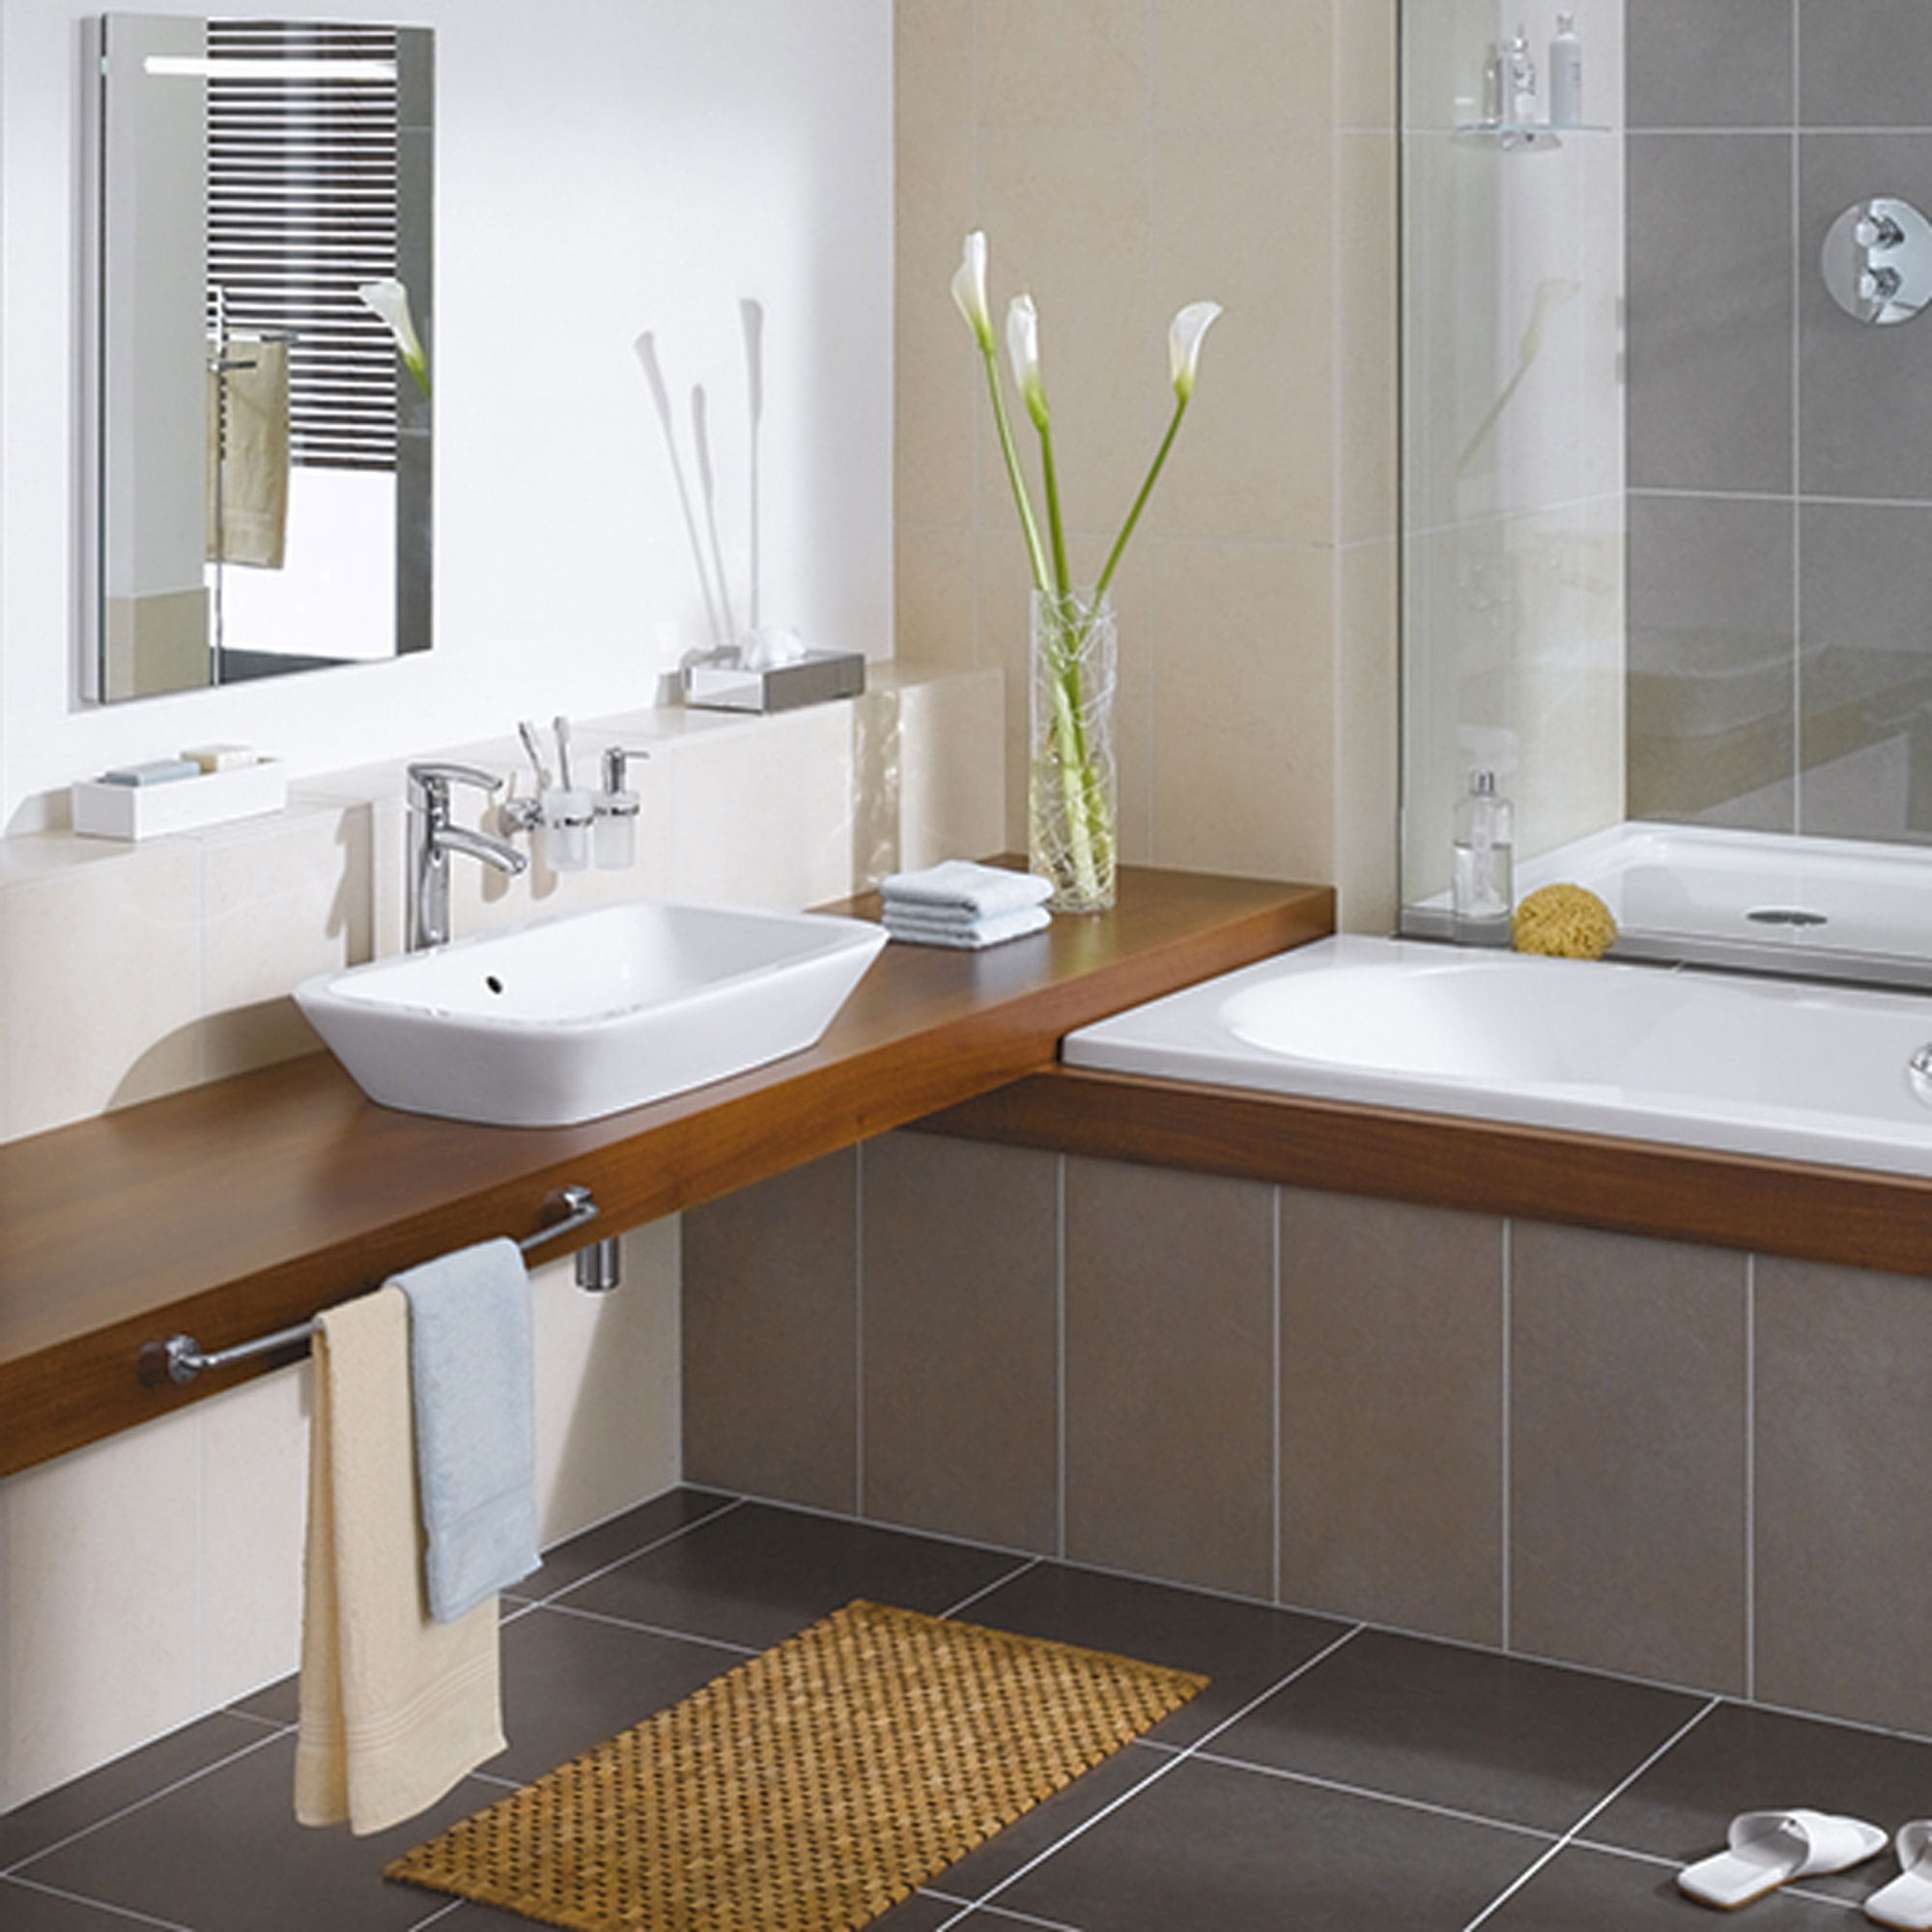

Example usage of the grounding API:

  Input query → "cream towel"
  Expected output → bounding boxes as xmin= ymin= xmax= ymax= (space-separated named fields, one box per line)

xmin=208 ymin=336 xmax=290 ymax=568
xmin=295 ymin=1286 xmax=506 ymax=1836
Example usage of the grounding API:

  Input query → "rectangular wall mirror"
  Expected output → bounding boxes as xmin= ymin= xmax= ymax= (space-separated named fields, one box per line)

xmin=87 ymin=14 xmax=434 ymax=702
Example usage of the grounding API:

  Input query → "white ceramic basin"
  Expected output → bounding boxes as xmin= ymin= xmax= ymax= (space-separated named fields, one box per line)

xmin=295 ymin=900 xmax=887 ymax=1126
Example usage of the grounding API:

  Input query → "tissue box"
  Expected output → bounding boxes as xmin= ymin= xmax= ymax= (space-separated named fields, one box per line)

xmin=682 ymin=650 xmax=866 ymax=714
xmin=71 ymin=757 xmax=288 ymax=840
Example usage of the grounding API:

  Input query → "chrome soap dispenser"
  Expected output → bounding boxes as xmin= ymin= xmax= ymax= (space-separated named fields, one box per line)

xmin=1453 ymin=769 xmax=1515 ymax=947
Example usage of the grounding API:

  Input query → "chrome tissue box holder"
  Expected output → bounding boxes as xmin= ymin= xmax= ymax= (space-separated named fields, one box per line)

xmin=681 ymin=648 xmax=866 ymax=714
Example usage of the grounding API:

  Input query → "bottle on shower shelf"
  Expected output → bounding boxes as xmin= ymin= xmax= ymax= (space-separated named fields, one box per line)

xmin=1453 ymin=768 xmax=1515 ymax=948
xmin=1504 ymin=24 xmax=1537 ymax=126
xmin=1548 ymin=13 xmax=1583 ymax=128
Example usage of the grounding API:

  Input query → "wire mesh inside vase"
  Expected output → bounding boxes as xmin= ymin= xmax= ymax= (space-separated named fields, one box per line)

xmin=1028 ymin=590 xmax=1118 ymax=913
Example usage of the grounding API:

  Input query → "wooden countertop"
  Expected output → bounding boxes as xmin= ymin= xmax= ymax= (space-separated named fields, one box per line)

xmin=0 ymin=867 xmax=1334 ymax=1479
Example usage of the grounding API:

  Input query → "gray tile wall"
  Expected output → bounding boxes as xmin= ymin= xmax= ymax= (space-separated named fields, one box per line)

xmin=684 ymin=1130 xmax=1932 ymax=1737
xmin=1627 ymin=0 xmax=1932 ymax=840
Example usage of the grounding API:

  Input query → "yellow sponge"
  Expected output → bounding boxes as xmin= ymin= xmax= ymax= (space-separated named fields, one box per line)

xmin=1513 ymin=883 xmax=1617 ymax=960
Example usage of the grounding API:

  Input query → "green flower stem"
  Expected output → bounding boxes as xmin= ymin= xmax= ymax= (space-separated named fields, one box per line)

xmin=1094 ymin=393 xmax=1190 ymax=604
xmin=1037 ymin=415 xmax=1073 ymax=600
xmin=980 ymin=348 xmax=1049 ymax=593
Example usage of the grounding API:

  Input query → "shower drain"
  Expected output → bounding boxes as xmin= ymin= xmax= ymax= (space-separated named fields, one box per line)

xmin=1746 ymin=906 xmax=1829 ymax=928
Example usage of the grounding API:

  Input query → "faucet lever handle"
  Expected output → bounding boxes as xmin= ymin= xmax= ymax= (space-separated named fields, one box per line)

xmin=407 ymin=760 xmax=505 ymax=804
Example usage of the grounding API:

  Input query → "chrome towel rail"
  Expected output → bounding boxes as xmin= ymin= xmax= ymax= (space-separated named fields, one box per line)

xmin=141 ymin=1184 xmax=602 ymax=1387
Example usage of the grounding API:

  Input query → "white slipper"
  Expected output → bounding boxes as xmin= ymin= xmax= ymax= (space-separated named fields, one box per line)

xmin=1677 ymin=1809 xmax=1887 ymax=1909
xmin=1868 ymin=1822 xmax=1932 ymax=1929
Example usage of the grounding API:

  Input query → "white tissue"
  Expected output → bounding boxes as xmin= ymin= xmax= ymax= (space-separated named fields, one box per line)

xmin=737 ymin=624 xmax=809 ymax=670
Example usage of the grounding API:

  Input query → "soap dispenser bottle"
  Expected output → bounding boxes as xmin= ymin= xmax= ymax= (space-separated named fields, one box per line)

xmin=1548 ymin=13 xmax=1582 ymax=127
xmin=594 ymin=747 xmax=650 ymax=870
xmin=1453 ymin=769 xmax=1515 ymax=947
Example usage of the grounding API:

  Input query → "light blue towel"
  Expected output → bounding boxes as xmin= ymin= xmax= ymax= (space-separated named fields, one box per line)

xmin=390 ymin=1236 xmax=540 ymax=1623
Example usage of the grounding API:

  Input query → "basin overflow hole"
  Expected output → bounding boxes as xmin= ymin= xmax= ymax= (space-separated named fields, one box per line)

xmin=1746 ymin=906 xmax=1828 ymax=928
xmin=485 ymin=974 xmax=505 ymax=995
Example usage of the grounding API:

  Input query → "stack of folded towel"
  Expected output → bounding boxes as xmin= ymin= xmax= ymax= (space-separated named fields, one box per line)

xmin=880 ymin=860 xmax=1054 ymax=950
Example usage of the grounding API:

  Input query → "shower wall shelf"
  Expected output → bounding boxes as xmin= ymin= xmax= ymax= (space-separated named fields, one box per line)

xmin=0 ymin=866 xmax=1334 ymax=1482
xmin=1454 ymin=122 xmax=1610 ymax=151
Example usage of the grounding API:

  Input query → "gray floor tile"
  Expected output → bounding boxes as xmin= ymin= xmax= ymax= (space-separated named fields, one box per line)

xmin=1481 ymin=1840 xmax=1869 ymax=1928
xmin=556 ymin=1499 xmax=1030 ymax=1650
xmin=1204 ymin=1629 xmax=1707 ymax=1834
xmin=908 ymin=1745 xmax=1174 ymax=1902
xmin=1587 ymin=1699 xmax=1932 ymax=1909
xmin=0 ymin=1876 xmax=195 ymax=1929
xmin=986 ymin=1754 xmax=1548 ymax=1932
xmin=16 ymin=1733 xmax=504 ymax=1932
xmin=957 ymin=1561 xmax=1351 ymax=1745
xmin=525 ymin=1486 xmax=738 ymax=1597
xmin=491 ymin=1605 xmax=746 ymax=1784
xmin=0 ymin=1714 xmax=278 ymax=1876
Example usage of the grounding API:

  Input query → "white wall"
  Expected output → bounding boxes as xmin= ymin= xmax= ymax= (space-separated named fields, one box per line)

xmin=0 ymin=0 xmax=894 ymax=828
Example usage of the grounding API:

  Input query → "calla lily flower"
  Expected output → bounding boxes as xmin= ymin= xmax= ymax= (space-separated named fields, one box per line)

xmin=1006 ymin=293 xmax=1049 ymax=431
xmin=1168 ymin=300 xmax=1222 ymax=402
xmin=357 ymin=277 xmax=430 ymax=396
xmin=951 ymin=231 xmax=994 ymax=352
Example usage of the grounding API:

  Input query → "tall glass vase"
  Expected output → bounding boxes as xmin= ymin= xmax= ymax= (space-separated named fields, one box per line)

xmin=1028 ymin=588 xmax=1118 ymax=913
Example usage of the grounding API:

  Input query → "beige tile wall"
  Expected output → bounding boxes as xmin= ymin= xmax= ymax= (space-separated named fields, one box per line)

xmin=895 ymin=0 xmax=1400 ymax=928
xmin=0 ymin=664 xmax=1004 ymax=1811
xmin=685 ymin=1129 xmax=1932 ymax=1739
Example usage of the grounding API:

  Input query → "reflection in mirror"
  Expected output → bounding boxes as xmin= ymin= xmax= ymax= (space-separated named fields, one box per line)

xmin=89 ymin=14 xmax=433 ymax=702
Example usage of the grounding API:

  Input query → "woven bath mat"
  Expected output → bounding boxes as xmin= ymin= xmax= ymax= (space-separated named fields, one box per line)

xmin=385 ymin=1597 xmax=1207 ymax=1932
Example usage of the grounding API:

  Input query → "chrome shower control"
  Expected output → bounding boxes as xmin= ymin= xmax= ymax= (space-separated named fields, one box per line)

xmin=1823 ymin=196 xmax=1932 ymax=325
xmin=1908 ymin=1043 xmax=1932 ymax=1107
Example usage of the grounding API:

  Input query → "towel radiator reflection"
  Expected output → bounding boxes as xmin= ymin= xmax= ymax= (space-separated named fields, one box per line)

xmin=140 ymin=1183 xmax=611 ymax=1387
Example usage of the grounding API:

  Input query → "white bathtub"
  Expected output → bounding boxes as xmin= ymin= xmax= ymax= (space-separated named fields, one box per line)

xmin=1063 ymin=935 xmax=1932 ymax=1179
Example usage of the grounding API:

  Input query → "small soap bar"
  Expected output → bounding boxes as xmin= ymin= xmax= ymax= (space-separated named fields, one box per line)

xmin=99 ymin=758 xmax=200 ymax=786
xmin=180 ymin=743 xmax=256 ymax=774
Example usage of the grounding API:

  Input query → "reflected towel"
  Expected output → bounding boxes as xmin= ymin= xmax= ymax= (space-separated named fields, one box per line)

xmin=208 ymin=336 xmax=289 ymax=568
xmin=880 ymin=860 xmax=1053 ymax=922
xmin=392 ymin=1237 xmax=541 ymax=1624
xmin=295 ymin=1287 xmax=505 ymax=1836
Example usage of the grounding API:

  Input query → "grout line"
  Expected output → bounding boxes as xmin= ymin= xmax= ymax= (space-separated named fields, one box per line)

xmin=1271 ymin=1185 xmax=1282 ymax=1606
xmin=942 ymin=1556 xmax=1043 ymax=1622
xmin=1789 ymin=3 xmax=1804 ymax=831
xmin=932 ymin=1623 xmax=1369 ymax=1931
xmin=4 ymin=1721 xmax=287 ymax=1880
xmin=404 ymin=1898 xmax=475 ymax=1930
xmin=1053 ymin=1151 xmax=1072 ymax=1557
xmin=1456 ymin=1694 xmax=1723 ymax=1931
xmin=528 ymin=1599 xmax=762 ymax=1658
xmin=923 ymin=1886 xmax=1085 ymax=1932
xmin=2 ymin=1873 xmax=197 ymax=1930
xmin=1746 ymin=1254 xmax=1757 ymax=1701
xmin=1180 ymin=1747 xmax=1559 ymax=1848
xmin=1500 ymin=1218 xmax=1512 ymax=1652
xmin=532 ymin=1494 xmax=747 ymax=1610
xmin=854 ymin=1144 xmax=867 ymax=1520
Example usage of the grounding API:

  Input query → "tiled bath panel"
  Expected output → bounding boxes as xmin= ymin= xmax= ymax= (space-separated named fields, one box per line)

xmin=686 ymin=1129 xmax=1932 ymax=1739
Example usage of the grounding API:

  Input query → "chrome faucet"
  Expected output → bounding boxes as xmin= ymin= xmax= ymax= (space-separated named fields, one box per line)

xmin=406 ymin=761 xmax=528 ymax=951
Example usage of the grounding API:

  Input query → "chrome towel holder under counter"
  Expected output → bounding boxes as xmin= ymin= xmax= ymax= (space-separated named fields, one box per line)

xmin=139 ymin=1183 xmax=615 ymax=1387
